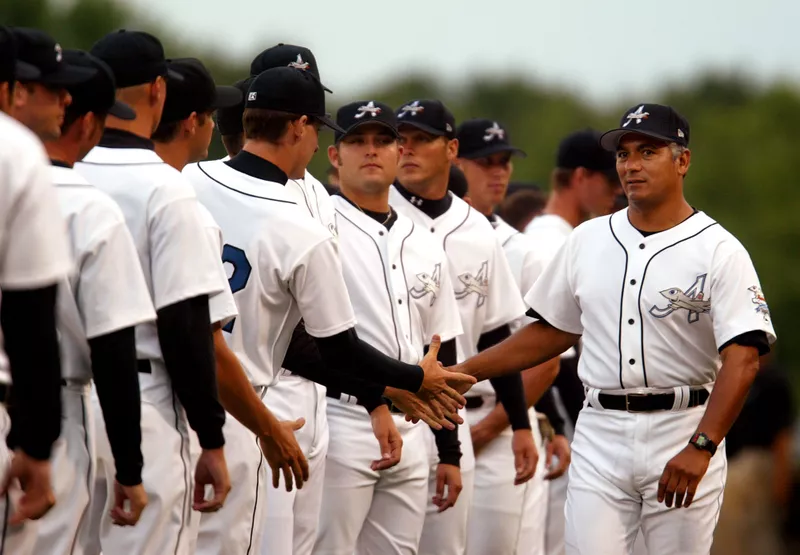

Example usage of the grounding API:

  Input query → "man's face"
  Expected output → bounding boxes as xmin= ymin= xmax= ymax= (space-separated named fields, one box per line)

xmin=330 ymin=124 xmax=399 ymax=195
xmin=615 ymin=134 xmax=689 ymax=208
xmin=458 ymin=152 xmax=513 ymax=215
xmin=188 ymin=111 xmax=215 ymax=163
xmin=576 ymin=169 xmax=621 ymax=217
xmin=397 ymin=127 xmax=453 ymax=187
xmin=14 ymin=82 xmax=71 ymax=141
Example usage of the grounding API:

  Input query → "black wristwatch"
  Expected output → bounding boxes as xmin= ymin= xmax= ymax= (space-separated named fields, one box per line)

xmin=689 ymin=432 xmax=717 ymax=456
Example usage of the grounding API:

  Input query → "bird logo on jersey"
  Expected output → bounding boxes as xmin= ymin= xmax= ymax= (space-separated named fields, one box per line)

xmin=649 ymin=273 xmax=710 ymax=323
xmin=623 ymin=105 xmax=650 ymax=127
xmin=398 ymin=101 xmax=424 ymax=118
xmin=409 ymin=263 xmax=442 ymax=307
xmin=288 ymin=54 xmax=310 ymax=70
xmin=748 ymin=285 xmax=771 ymax=323
xmin=455 ymin=261 xmax=489 ymax=307
xmin=483 ymin=122 xmax=505 ymax=142
xmin=354 ymin=101 xmax=381 ymax=119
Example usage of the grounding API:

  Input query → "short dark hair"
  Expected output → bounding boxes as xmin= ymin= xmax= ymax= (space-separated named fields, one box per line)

xmin=551 ymin=167 xmax=575 ymax=190
xmin=221 ymin=133 xmax=244 ymax=158
xmin=152 ymin=111 xmax=211 ymax=143
xmin=497 ymin=189 xmax=546 ymax=232
xmin=61 ymin=106 xmax=107 ymax=136
xmin=243 ymin=108 xmax=303 ymax=143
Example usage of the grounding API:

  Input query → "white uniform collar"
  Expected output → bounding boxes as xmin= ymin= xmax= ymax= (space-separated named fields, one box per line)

xmin=51 ymin=164 xmax=92 ymax=187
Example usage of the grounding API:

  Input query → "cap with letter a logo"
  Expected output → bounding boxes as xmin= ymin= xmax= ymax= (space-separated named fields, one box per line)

xmin=249 ymin=43 xmax=332 ymax=93
xmin=456 ymin=118 xmax=527 ymax=159
xmin=396 ymin=99 xmax=456 ymax=139
xmin=334 ymin=100 xmax=399 ymax=143
xmin=599 ymin=103 xmax=690 ymax=151
xmin=12 ymin=27 xmax=96 ymax=86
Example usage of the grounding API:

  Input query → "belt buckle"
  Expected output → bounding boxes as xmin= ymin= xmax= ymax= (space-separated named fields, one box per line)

xmin=624 ymin=393 xmax=648 ymax=412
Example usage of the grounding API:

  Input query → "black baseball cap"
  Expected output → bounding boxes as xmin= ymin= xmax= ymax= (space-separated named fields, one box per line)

xmin=557 ymin=129 xmax=616 ymax=178
xmin=457 ymin=119 xmax=526 ymax=159
xmin=0 ymin=26 xmax=40 ymax=83
xmin=396 ymin=99 xmax=456 ymax=139
xmin=599 ymin=103 xmax=690 ymax=151
xmin=63 ymin=50 xmax=135 ymax=120
xmin=448 ymin=165 xmax=469 ymax=199
xmin=216 ymin=76 xmax=253 ymax=136
xmin=245 ymin=67 xmax=344 ymax=133
xmin=334 ymin=100 xmax=398 ymax=143
xmin=91 ymin=29 xmax=182 ymax=88
xmin=12 ymin=28 xmax=96 ymax=86
xmin=159 ymin=58 xmax=242 ymax=125
xmin=250 ymin=43 xmax=332 ymax=93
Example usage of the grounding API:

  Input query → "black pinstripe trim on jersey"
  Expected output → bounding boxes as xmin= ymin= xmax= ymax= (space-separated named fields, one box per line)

xmin=336 ymin=209 xmax=404 ymax=360
xmin=295 ymin=179 xmax=314 ymax=215
xmin=245 ymin=435 xmax=264 ymax=555
xmin=441 ymin=204 xmax=471 ymax=252
xmin=69 ymin=394 xmax=92 ymax=555
xmin=197 ymin=163 xmax=298 ymax=205
xmin=0 ymin=491 xmax=8 ymax=554
xmin=398 ymin=222 xmax=416 ymax=342
xmin=608 ymin=217 xmax=630 ymax=389
xmin=312 ymin=182 xmax=323 ymax=220
xmin=636 ymin=222 xmax=719 ymax=387
xmin=172 ymin=390 xmax=191 ymax=555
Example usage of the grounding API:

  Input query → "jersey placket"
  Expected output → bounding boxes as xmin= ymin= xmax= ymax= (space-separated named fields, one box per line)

xmin=618 ymin=232 xmax=652 ymax=389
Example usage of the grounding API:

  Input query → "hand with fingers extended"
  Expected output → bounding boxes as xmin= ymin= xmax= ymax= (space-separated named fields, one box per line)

xmin=512 ymin=429 xmax=538 ymax=485
xmin=193 ymin=448 xmax=231 ymax=512
xmin=0 ymin=450 xmax=55 ymax=525
xmin=260 ymin=417 xmax=309 ymax=492
xmin=417 ymin=335 xmax=476 ymax=408
xmin=369 ymin=405 xmax=403 ymax=471
xmin=544 ymin=434 xmax=571 ymax=480
xmin=433 ymin=463 xmax=462 ymax=513
xmin=658 ymin=445 xmax=711 ymax=508
xmin=385 ymin=387 xmax=462 ymax=431
xmin=111 ymin=481 xmax=148 ymax=526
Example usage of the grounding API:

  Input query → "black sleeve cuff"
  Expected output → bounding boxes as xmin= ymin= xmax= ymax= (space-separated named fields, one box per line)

xmin=433 ymin=425 xmax=461 ymax=467
xmin=535 ymin=388 xmax=566 ymax=436
xmin=719 ymin=330 xmax=770 ymax=356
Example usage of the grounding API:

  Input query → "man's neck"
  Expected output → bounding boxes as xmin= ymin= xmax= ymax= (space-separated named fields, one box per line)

xmin=105 ymin=114 xmax=153 ymax=140
xmin=543 ymin=189 xmax=583 ymax=228
xmin=44 ymin=141 xmax=78 ymax=168
xmin=628 ymin=196 xmax=694 ymax=233
xmin=401 ymin=172 xmax=449 ymax=201
xmin=339 ymin=183 xmax=390 ymax=213
xmin=242 ymin=141 xmax=295 ymax=179
xmin=154 ymin=142 xmax=189 ymax=172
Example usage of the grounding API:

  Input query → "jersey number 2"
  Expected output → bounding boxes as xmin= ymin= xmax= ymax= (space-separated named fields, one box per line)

xmin=221 ymin=244 xmax=251 ymax=332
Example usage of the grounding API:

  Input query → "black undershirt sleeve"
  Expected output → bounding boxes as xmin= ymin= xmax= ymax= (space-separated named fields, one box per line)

xmin=479 ymin=325 xmax=531 ymax=431
xmin=89 ymin=327 xmax=143 ymax=486
xmin=428 ymin=339 xmax=461 ymax=467
xmin=156 ymin=295 xmax=225 ymax=449
xmin=719 ymin=330 xmax=770 ymax=356
xmin=534 ymin=388 xmax=566 ymax=436
xmin=1 ymin=285 xmax=61 ymax=460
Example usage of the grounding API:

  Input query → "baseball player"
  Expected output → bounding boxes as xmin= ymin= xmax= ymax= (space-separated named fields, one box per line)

xmin=183 ymin=67 xmax=474 ymax=554
xmin=31 ymin=49 xmax=158 ymax=555
xmin=390 ymin=99 xmax=534 ymax=555
xmin=312 ymin=100 xmax=463 ymax=555
xmin=74 ymin=29 xmax=233 ymax=555
xmin=450 ymin=103 xmax=777 ymax=555
xmin=154 ymin=57 xmax=307 ymax=555
xmin=0 ymin=26 xmax=72 ymax=553
xmin=523 ymin=129 xmax=620 ymax=555
xmin=455 ymin=118 xmax=560 ymax=555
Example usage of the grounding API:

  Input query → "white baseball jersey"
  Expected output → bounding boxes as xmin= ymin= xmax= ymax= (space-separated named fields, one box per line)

xmin=183 ymin=159 xmax=356 ymax=387
xmin=390 ymin=187 xmax=526 ymax=398
xmin=526 ymin=208 xmax=777 ymax=390
xmin=52 ymin=165 xmax=156 ymax=381
xmin=287 ymin=170 xmax=337 ymax=238
xmin=75 ymin=143 xmax=225 ymax=375
xmin=0 ymin=113 xmax=71 ymax=384
xmin=196 ymin=203 xmax=238 ymax=328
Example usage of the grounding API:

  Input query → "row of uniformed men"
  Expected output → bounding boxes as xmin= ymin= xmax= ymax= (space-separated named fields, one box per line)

xmin=0 ymin=24 xmax=619 ymax=555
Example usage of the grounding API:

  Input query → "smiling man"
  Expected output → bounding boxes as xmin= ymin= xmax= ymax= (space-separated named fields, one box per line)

xmin=449 ymin=103 xmax=777 ymax=554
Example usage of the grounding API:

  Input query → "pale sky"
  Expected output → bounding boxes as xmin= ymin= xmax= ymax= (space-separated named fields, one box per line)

xmin=127 ymin=0 xmax=799 ymax=106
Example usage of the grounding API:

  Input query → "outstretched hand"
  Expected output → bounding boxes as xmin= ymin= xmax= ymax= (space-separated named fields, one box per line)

xmin=417 ymin=335 xmax=476 ymax=406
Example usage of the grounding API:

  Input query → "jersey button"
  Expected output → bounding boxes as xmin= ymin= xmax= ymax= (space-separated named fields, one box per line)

xmin=628 ymin=319 xmax=635 ymax=325
xmin=398 ymin=299 xmax=403 ymax=305
xmin=630 ymin=279 xmax=637 ymax=285
xmin=639 ymin=243 xmax=645 ymax=249
xmin=430 ymin=227 xmax=435 ymax=233
xmin=629 ymin=358 xmax=636 ymax=365
xmin=379 ymin=231 xmax=384 ymax=236
xmin=392 ymin=264 xmax=397 ymax=270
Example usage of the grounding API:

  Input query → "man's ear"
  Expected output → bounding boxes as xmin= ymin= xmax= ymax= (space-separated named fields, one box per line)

xmin=328 ymin=143 xmax=340 ymax=168
xmin=446 ymin=138 xmax=459 ymax=162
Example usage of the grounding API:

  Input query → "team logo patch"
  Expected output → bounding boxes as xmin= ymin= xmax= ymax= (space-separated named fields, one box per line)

xmin=409 ymin=263 xmax=442 ymax=307
xmin=398 ymin=100 xmax=424 ymax=119
xmin=408 ymin=195 xmax=424 ymax=207
xmin=354 ymin=101 xmax=381 ymax=119
xmin=748 ymin=285 xmax=770 ymax=323
xmin=649 ymin=273 xmax=710 ymax=324
xmin=455 ymin=261 xmax=489 ymax=307
xmin=483 ymin=122 xmax=505 ymax=142
xmin=248 ymin=92 xmax=257 ymax=101
xmin=623 ymin=105 xmax=649 ymax=128
xmin=288 ymin=54 xmax=310 ymax=70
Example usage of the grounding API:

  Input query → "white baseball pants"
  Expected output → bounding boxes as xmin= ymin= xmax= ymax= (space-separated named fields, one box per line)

xmin=565 ymin=403 xmax=727 ymax=555
xmin=545 ymin=385 xmax=574 ymax=555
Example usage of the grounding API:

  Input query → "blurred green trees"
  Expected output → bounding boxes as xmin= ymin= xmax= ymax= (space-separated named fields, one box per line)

xmin=5 ymin=1 xmax=798 ymax=383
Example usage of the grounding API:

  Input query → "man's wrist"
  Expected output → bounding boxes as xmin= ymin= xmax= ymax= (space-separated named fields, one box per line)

xmin=688 ymin=432 xmax=717 ymax=456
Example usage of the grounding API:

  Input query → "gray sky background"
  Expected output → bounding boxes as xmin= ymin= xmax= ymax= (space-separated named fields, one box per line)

xmin=127 ymin=0 xmax=799 ymax=106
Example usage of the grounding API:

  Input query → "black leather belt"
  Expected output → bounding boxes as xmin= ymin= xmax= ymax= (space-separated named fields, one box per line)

xmin=138 ymin=360 xmax=151 ymax=374
xmin=594 ymin=388 xmax=709 ymax=413
xmin=465 ymin=396 xmax=484 ymax=410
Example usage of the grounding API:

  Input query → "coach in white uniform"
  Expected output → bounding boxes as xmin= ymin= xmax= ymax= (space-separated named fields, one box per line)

xmin=0 ymin=27 xmax=72 ymax=552
xmin=32 ymin=49 xmax=158 ymax=555
xmin=312 ymin=100 xmax=464 ymax=555
xmin=390 ymin=99 xmax=533 ymax=555
xmin=76 ymin=30 xmax=232 ymax=555
xmin=452 ymin=103 xmax=777 ymax=555
xmin=455 ymin=118 xmax=558 ymax=555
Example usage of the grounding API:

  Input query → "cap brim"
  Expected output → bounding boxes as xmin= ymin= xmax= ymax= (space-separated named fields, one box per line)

xmin=166 ymin=68 xmax=185 ymax=82
xmin=14 ymin=61 xmax=41 ymax=81
xmin=108 ymin=99 xmax=136 ymax=121
xmin=322 ymin=84 xmax=333 ymax=94
xmin=336 ymin=120 xmax=399 ymax=142
xmin=212 ymin=86 xmax=243 ymax=110
xmin=397 ymin=120 xmax=447 ymax=137
xmin=599 ymin=128 xmax=676 ymax=151
xmin=315 ymin=114 xmax=346 ymax=134
xmin=38 ymin=65 xmax=96 ymax=86
xmin=460 ymin=144 xmax=527 ymax=160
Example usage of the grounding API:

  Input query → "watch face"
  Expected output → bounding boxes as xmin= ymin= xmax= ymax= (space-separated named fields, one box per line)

xmin=695 ymin=435 xmax=708 ymax=447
